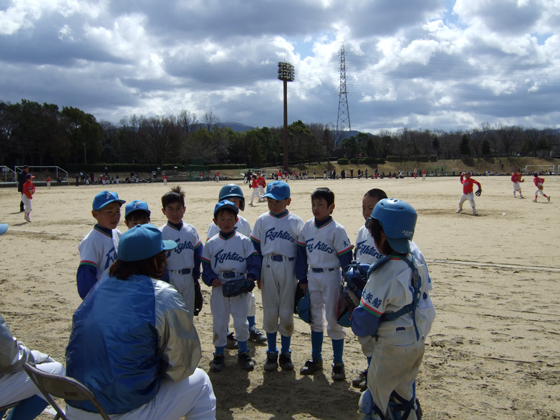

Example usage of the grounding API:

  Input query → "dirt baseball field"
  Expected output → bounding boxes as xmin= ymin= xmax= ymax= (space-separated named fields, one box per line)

xmin=1 ymin=174 xmax=558 ymax=419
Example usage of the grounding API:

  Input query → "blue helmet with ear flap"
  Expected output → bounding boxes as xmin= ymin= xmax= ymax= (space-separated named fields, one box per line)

xmin=219 ymin=184 xmax=245 ymax=211
xmin=371 ymin=198 xmax=417 ymax=254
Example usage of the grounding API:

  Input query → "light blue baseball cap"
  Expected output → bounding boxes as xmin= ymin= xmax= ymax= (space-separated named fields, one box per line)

xmin=263 ymin=181 xmax=290 ymax=201
xmin=125 ymin=200 xmax=151 ymax=217
xmin=0 ymin=224 xmax=8 ymax=235
xmin=118 ymin=224 xmax=177 ymax=262
xmin=92 ymin=191 xmax=126 ymax=211
xmin=213 ymin=200 xmax=239 ymax=218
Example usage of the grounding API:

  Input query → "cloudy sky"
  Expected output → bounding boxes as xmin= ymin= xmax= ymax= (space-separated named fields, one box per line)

xmin=1 ymin=0 xmax=559 ymax=134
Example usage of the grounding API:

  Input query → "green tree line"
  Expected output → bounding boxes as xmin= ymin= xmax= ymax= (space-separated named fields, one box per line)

xmin=1 ymin=99 xmax=557 ymax=168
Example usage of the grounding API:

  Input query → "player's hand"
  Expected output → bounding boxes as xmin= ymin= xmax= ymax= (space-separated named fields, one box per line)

xmin=211 ymin=279 xmax=222 ymax=288
xmin=257 ymin=279 xmax=262 ymax=289
xmin=298 ymin=282 xmax=307 ymax=293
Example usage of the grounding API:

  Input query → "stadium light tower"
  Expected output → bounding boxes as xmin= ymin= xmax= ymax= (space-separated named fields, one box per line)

xmin=278 ymin=62 xmax=295 ymax=171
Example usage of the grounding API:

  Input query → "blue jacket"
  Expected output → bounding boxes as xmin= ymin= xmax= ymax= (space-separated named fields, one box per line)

xmin=66 ymin=274 xmax=201 ymax=415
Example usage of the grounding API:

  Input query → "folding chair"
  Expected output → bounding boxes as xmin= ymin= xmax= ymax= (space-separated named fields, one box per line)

xmin=0 ymin=401 xmax=20 ymax=419
xmin=23 ymin=363 xmax=111 ymax=420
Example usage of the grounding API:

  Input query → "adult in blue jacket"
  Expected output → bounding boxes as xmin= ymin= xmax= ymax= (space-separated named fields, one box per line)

xmin=65 ymin=224 xmax=216 ymax=420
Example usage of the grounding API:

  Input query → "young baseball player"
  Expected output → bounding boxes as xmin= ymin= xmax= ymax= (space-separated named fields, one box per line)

xmin=533 ymin=172 xmax=551 ymax=202
xmin=124 ymin=200 xmax=151 ymax=229
xmin=352 ymin=199 xmax=435 ymax=420
xmin=249 ymin=175 xmax=260 ymax=206
xmin=21 ymin=174 xmax=36 ymax=222
xmin=160 ymin=186 xmax=203 ymax=318
xmin=511 ymin=169 xmax=524 ymax=199
xmin=46 ymin=175 xmax=51 ymax=189
xmin=250 ymin=181 xmax=304 ymax=371
xmin=207 ymin=184 xmax=266 ymax=346
xmin=352 ymin=188 xmax=430 ymax=392
xmin=77 ymin=190 xmax=126 ymax=299
xmin=256 ymin=172 xmax=266 ymax=201
xmin=456 ymin=172 xmax=482 ymax=215
xmin=295 ymin=187 xmax=354 ymax=381
xmin=202 ymin=200 xmax=262 ymax=371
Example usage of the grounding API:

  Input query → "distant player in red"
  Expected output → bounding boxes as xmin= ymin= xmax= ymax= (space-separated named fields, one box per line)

xmin=249 ymin=175 xmax=260 ymax=206
xmin=256 ymin=172 xmax=266 ymax=201
xmin=457 ymin=172 xmax=481 ymax=215
xmin=533 ymin=173 xmax=550 ymax=202
xmin=422 ymin=169 xmax=426 ymax=181
xmin=163 ymin=174 xmax=168 ymax=185
xmin=22 ymin=174 xmax=36 ymax=222
xmin=46 ymin=175 xmax=51 ymax=189
xmin=511 ymin=169 xmax=524 ymax=199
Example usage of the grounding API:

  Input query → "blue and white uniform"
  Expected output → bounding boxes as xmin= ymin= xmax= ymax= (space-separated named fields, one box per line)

xmin=207 ymin=216 xmax=257 ymax=318
xmin=201 ymin=231 xmax=261 ymax=348
xmin=76 ymin=225 xmax=121 ymax=299
xmin=352 ymin=254 xmax=435 ymax=418
xmin=296 ymin=217 xmax=354 ymax=340
xmin=160 ymin=221 xmax=202 ymax=317
xmin=355 ymin=225 xmax=426 ymax=358
xmin=251 ymin=210 xmax=304 ymax=336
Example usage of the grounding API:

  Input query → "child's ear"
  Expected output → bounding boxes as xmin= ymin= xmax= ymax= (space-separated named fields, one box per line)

xmin=161 ymin=208 xmax=165 ymax=215
xmin=286 ymin=198 xmax=292 ymax=206
xmin=213 ymin=218 xmax=217 ymax=225
xmin=329 ymin=203 xmax=336 ymax=213
xmin=92 ymin=210 xmax=97 ymax=219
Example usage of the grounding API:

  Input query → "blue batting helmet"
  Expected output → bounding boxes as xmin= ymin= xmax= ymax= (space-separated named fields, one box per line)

xmin=219 ymin=184 xmax=245 ymax=211
xmin=370 ymin=198 xmax=417 ymax=254
xmin=297 ymin=289 xmax=311 ymax=324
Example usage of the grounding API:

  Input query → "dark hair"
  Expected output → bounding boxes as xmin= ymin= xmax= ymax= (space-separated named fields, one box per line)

xmin=364 ymin=188 xmax=387 ymax=201
xmin=311 ymin=187 xmax=335 ymax=207
xmin=109 ymin=252 xmax=166 ymax=280
xmin=125 ymin=210 xmax=150 ymax=222
xmin=162 ymin=186 xmax=185 ymax=208
xmin=367 ymin=218 xmax=394 ymax=255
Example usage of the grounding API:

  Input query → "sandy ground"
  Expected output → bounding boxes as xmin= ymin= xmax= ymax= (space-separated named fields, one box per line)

xmin=1 ymin=174 xmax=559 ymax=420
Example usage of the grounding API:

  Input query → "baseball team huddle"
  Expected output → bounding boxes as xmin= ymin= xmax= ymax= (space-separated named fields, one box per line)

xmin=2 ymin=179 xmax=436 ymax=420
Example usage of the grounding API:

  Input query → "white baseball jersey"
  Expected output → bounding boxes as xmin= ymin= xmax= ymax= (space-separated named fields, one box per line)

xmin=251 ymin=210 xmax=303 ymax=335
xmin=202 ymin=232 xmax=259 ymax=346
xmin=207 ymin=215 xmax=251 ymax=241
xmin=160 ymin=222 xmax=201 ymax=315
xmin=297 ymin=217 xmax=353 ymax=269
xmin=250 ymin=211 xmax=304 ymax=258
xmin=78 ymin=227 xmax=121 ymax=280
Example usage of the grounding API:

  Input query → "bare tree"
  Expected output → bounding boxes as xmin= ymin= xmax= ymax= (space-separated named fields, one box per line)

xmin=495 ymin=124 xmax=521 ymax=155
xmin=203 ymin=111 xmax=221 ymax=132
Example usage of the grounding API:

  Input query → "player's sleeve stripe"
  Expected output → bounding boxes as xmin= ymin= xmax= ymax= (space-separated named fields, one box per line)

xmin=200 ymin=257 xmax=211 ymax=263
xmin=79 ymin=260 xmax=98 ymax=268
xmin=250 ymin=235 xmax=260 ymax=244
xmin=297 ymin=241 xmax=306 ymax=247
xmin=194 ymin=240 xmax=201 ymax=249
xmin=337 ymin=245 xmax=354 ymax=255
xmin=251 ymin=251 xmax=259 ymax=256
xmin=360 ymin=300 xmax=383 ymax=317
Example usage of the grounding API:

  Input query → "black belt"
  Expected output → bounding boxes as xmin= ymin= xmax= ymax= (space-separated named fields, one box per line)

xmin=311 ymin=267 xmax=336 ymax=273
xmin=222 ymin=272 xmax=238 ymax=279
xmin=170 ymin=268 xmax=191 ymax=275
xmin=271 ymin=255 xmax=295 ymax=262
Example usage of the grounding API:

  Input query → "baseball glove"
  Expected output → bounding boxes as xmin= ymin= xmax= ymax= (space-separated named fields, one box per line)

xmin=294 ymin=284 xmax=306 ymax=313
xmin=475 ymin=189 xmax=482 ymax=196
xmin=222 ymin=277 xmax=255 ymax=298
xmin=193 ymin=280 xmax=203 ymax=316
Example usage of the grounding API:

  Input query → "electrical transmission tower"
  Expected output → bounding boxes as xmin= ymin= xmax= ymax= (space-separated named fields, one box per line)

xmin=336 ymin=43 xmax=351 ymax=146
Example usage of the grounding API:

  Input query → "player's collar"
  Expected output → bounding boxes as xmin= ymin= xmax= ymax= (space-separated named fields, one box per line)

xmin=314 ymin=216 xmax=333 ymax=229
xmin=219 ymin=230 xmax=236 ymax=240
xmin=167 ymin=221 xmax=183 ymax=230
xmin=269 ymin=210 xmax=289 ymax=219
xmin=93 ymin=224 xmax=113 ymax=237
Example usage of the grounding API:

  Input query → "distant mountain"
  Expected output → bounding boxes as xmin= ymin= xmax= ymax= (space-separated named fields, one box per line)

xmin=220 ymin=122 xmax=255 ymax=132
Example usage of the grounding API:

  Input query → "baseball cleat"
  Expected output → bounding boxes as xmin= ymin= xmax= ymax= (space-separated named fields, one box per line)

xmin=249 ymin=328 xmax=267 ymax=344
xmin=533 ymin=199 xmax=537 ymax=202
xmin=352 ymin=369 xmax=368 ymax=389
xmin=210 ymin=354 xmax=225 ymax=372
xmin=226 ymin=332 xmax=238 ymax=349
xmin=238 ymin=351 xmax=255 ymax=371
xmin=279 ymin=352 xmax=294 ymax=371
xmin=547 ymin=196 xmax=551 ymax=202
xmin=456 ymin=209 xmax=462 ymax=213
xmin=300 ymin=358 xmax=323 ymax=375
xmin=264 ymin=351 xmax=278 ymax=372
xmin=331 ymin=362 xmax=346 ymax=381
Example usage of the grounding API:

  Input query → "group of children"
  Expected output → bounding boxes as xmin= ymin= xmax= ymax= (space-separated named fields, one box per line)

xmin=510 ymin=169 xmax=551 ymax=202
xmin=76 ymin=180 xmax=434 ymax=419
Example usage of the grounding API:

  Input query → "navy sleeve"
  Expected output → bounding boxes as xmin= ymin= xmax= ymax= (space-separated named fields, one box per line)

xmin=201 ymin=261 xmax=216 ymax=287
xmin=351 ymin=306 xmax=382 ymax=337
xmin=193 ymin=243 xmax=203 ymax=281
xmin=76 ymin=265 xmax=98 ymax=300
xmin=338 ymin=252 xmax=353 ymax=272
xmin=295 ymin=245 xmax=308 ymax=283
xmin=246 ymin=254 xmax=261 ymax=281
xmin=251 ymin=240 xmax=263 ymax=265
